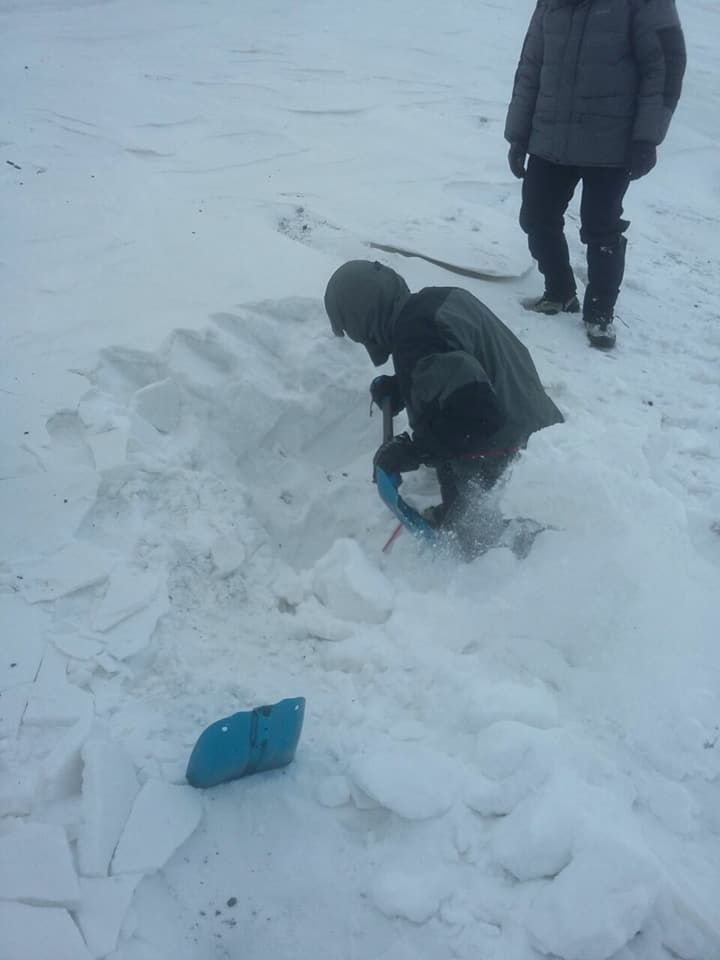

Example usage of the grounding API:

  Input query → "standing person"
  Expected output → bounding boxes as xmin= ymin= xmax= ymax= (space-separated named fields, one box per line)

xmin=505 ymin=0 xmax=686 ymax=349
xmin=324 ymin=260 xmax=564 ymax=556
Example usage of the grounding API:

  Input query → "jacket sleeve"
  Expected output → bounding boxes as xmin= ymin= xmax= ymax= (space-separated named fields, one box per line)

xmin=631 ymin=0 xmax=687 ymax=146
xmin=504 ymin=1 xmax=546 ymax=146
xmin=409 ymin=351 xmax=506 ymax=460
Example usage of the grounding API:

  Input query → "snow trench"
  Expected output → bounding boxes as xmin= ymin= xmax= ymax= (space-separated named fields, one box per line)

xmin=2 ymin=295 xmax=719 ymax=960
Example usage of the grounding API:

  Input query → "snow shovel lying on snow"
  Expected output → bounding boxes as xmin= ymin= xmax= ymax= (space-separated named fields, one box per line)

xmin=186 ymin=697 xmax=305 ymax=788
xmin=376 ymin=398 xmax=437 ymax=550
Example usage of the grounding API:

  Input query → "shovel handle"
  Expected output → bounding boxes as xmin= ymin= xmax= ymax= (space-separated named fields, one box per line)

xmin=381 ymin=396 xmax=394 ymax=443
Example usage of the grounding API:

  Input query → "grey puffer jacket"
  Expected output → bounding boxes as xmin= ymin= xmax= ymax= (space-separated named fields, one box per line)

xmin=505 ymin=0 xmax=686 ymax=167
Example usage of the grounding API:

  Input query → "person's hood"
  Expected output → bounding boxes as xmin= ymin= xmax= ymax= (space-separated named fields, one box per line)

xmin=324 ymin=260 xmax=411 ymax=366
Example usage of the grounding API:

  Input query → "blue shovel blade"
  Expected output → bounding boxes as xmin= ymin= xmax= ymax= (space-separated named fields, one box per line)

xmin=375 ymin=468 xmax=437 ymax=545
xmin=186 ymin=697 xmax=305 ymax=789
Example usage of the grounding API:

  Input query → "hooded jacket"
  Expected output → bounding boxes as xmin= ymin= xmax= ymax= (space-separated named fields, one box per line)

xmin=505 ymin=0 xmax=686 ymax=167
xmin=325 ymin=261 xmax=564 ymax=461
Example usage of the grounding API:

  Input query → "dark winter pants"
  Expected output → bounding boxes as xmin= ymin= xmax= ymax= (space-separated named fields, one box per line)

xmin=435 ymin=453 xmax=516 ymax=559
xmin=520 ymin=155 xmax=631 ymax=319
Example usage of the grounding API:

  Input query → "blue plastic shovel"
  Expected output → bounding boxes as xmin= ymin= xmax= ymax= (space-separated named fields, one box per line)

xmin=376 ymin=397 xmax=437 ymax=547
xmin=186 ymin=696 xmax=305 ymax=788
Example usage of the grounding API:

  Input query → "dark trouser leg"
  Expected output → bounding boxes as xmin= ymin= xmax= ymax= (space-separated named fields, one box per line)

xmin=520 ymin=156 xmax=581 ymax=301
xmin=579 ymin=167 xmax=631 ymax=318
xmin=438 ymin=455 xmax=515 ymax=559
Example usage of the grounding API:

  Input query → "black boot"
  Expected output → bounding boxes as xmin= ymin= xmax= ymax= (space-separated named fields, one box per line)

xmin=583 ymin=238 xmax=626 ymax=348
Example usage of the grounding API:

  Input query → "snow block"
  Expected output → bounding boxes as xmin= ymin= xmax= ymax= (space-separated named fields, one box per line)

xmin=0 ymin=683 xmax=31 ymax=742
xmin=91 ymin=566 xmax=163 ymax=633
xmin=19 ymin=541 xmax=114 ymax=604
xmin=78 ymin=740 xmax=140 ymax=878
xmin=312 ymin=538 xmax=394 ymax=624
xmin=23 ymin=684 xmax=94 ymax=727
xmin=186 ymin=697 xmax=305 ymax=788
xmin=87 ymin=428 xmax=129 ymax=471
xmin=0 ymin=468 xmax=99 ymax=557
xmin=0 ymin=822 xmax=80 ymax=908
xmin=35 ymin=712 xmax=93 ymax=803
xmin=0 ymin=901 xmax=92 ymax=960
xmin=111 ymin=780 xmax=203 ymax=875
xmin=0 ymin=596 xmax=46 ymax=691
xmin=75 ymin=875 xmax=140 ymax=958
xmin=132 ymin=377 xmax=182 ymax=434
xmin=350 ymin=742 xmax=457 ymax=820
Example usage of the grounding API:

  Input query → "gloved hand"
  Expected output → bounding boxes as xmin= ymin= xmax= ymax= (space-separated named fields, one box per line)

xmin=373 ymin=432 xmax=421 ymax=479
xmin=370 ymin=375 xmax=404 ymax=416
xmin=629 ymin=140 xmax=657 ymax=180
xmin=508 ymin=142 xmax=527 ymax=179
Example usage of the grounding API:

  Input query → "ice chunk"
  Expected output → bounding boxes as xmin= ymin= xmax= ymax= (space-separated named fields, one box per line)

xmin=312 ymin=538 xmax=394 ymax=624
xmin=0 ymin=822 xmax=80 ymax=908
xmin=78 ymin=740 xmax=140 ymax=878
xmin=0 ymin=901 xmax=92 ymax=960
xmin=111 ymin=780 xmax=203 ymax=875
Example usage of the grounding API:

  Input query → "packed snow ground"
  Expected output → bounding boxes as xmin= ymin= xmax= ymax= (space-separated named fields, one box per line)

xmin=2 ymin=0 xmax=720 ymax=958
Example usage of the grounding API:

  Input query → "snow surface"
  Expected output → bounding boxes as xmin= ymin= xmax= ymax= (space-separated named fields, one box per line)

xmin=1 ymin=0 xmax=719 ymax=957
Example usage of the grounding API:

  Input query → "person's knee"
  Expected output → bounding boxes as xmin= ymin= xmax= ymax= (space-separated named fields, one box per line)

xmin=580 ymin=219 xmax=630 ymax=247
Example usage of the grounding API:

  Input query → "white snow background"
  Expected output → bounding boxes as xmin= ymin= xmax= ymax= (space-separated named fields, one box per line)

xmin=1 ymin=0 xmax=719 ymax=958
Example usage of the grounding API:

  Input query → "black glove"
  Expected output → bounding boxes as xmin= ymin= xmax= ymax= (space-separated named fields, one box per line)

xmin=508 ymin=142 xmax=527 ymax=180
xmin=629 ymin=141 xmax=656 ymax=181
xmin=373 ymin=432 xmax=421 ymax=478
xmin=370 ymin=375 xmax=404 ymax=416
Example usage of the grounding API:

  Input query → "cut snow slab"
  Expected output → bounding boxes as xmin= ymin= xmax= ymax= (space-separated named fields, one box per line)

xmin=18 ymin=541 xmax=115 ymax=604
xmin=131 ymin=377 xmax=182 ymax=434
xmin=78 ymin=740 xmax=140 ymax=878
xmin=100 ymin=590 xmax=169 ymax=660
xmin=0 ymin=595 xmax=47 ymax=690
xmin=0 ymin=821 xmax=80 ymax=908
xmin=91 ymin=566 xmax=163 ymax=633
xmin=0 ymin=901 xmax=92 ymax=960
xmin=312 ymin=538 xmax=394 ymax=624
xmin=0 ymin=469 xmax=99 ymax=558
xmin=111 ymin=780 xmax=203 ymax=875
xmin=75 ymin=875 xmax=140 ymax=958
xmin=24 ymin=683 xmax=94 ymax=727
